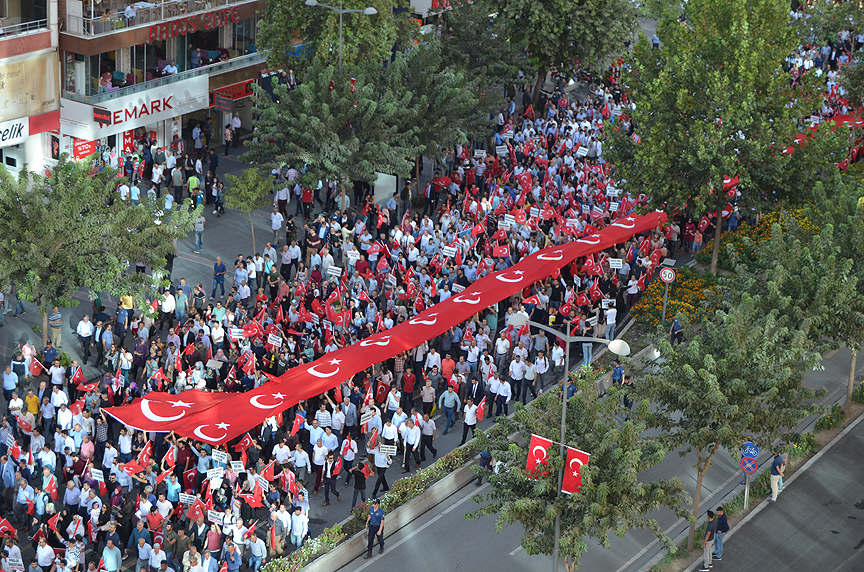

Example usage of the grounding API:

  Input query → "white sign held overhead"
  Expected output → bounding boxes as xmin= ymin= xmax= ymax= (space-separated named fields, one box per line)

xmin=608 ymin=258 xmax=623 ymax=269
xmin=212 ymin=450 xmax=228 ymax=464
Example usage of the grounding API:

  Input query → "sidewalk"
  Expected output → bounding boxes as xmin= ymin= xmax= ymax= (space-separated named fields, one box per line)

xmin=686 ymin=414 xmax=864 ymax=572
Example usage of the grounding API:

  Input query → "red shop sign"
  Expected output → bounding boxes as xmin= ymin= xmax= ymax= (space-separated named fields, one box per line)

xmin=73 ymin=138 xmax=98 ymax=160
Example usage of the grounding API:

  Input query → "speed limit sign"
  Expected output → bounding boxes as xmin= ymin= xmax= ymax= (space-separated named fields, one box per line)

xmin=659 ymin=268 xmax=676 ymax=283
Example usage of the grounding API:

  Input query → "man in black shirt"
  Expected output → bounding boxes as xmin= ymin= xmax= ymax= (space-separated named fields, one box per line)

xmin=713 ymin=505 xmax=729 ymax=560
xmin=700 ymin=510 xmax=717 ymax=572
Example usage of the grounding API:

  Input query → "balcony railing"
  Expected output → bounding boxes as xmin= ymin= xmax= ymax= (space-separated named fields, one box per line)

xmin=64 ymin=0 xmax=252 ymax=38
xmin=62 ymin=51 xmax=267 ymax=104
xmin=0 ymin=19 xmax=49 ymax=37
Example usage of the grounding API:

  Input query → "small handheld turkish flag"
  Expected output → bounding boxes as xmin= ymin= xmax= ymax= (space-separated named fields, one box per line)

xmin=561 ymin=447 xmax=591 ymax=495
xmin=493 ymin=244 xmax=510 ymax=258
xmin=156 ymin=467 xmax=172 ymax=485
xmin=71 ymin=368 xmax=86 ymax=385
xmin=183 ymin=468 xmax=197 ymax=491
xmin=29 ymin=358 xmax=44 ymax=377
xmin=186 ymin=499 xmax=206 ymax=521
xmin=233 ymin=434 xmax=254 ymax=452
xmin=290 ymin=412 xmax=305 ymax=437
xmin=46 ymin=475 xmax=59 ymax=501
xmin=525 ymin=434 xmax=553 ymax=478
xmin=360 ymin=462 xmax=372 ymax=479
xmin=476 ymin=397 xmax=486 ymax=423
xmin=0 ymin=518 xmax=17 ymax=536
xmin=137 ymin=441 xmax=153 ymax=466
xmin=164 ymin=446 xmax=176 ymax=468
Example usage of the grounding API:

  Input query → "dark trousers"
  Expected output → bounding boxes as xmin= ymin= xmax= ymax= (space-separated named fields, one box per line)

xmin=372 ymin=467 xmax=389 ymax=495
xmin=419 ymin=434 xmax=437 ymax=461
xmin=403 ymin=447 xmax=420 ymax=471
xmin=520 ymin=378 xmax=537 ymax=403
xmin=496 ymin=395 xmax=508 ymax=416
xmin=460 ymin=422 xmax=477 ymax=445
xmin=323 ymin=476 xmax=340 ymax=502
xmin=78 ymin=335 xmax=92 ymax=364
xmin=312 ymin=463 xmax=323 ymax=492
xmin=351 ymin=486 xmax=366 ymax=507
xmin=158 ymin=310 xmax=174 ymax=331
xmin=366 ymin=526 xmax=384 ymax=554
xmin=422 ymin=401 xmax=434 ymax=415
xmin=343 ymin=458 xmax=355 ymax=485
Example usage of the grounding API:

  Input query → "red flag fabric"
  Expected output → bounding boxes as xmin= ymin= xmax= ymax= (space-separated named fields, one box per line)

xmin=46 ymin=476 xmax=59 ymax=501
xmin=698 ymin=216 xmax=710 ymax=232
xmin=156 ymin=467 xmax=173 ymax=485
xmin=26 ymin=498 xmax=34 ymax=514
xmin=71 ymin=368 xmax=87 ymax=385
xmin=233 ymin=434 xmax=255 ymax=452
xmin=360 ymin=462 xmax=372 ymax=479
xmin=137 ymin=441 xmax=153 ymax=467
xmin=186 ymin=499 xmax=206 ymax=521
xmin=103 ymin=213 xmax=667 ymax=444
xmin=183 ymin=469 xmax=197 ymax=491
xmin=525 ymin=434 xmax=553 ymax=478
xmin=290 ymin=412 xmax=305 ymax=437
xmin=260 ymin=460 xmax=277 ymax=481
xmin=77 ymin=381 xmax=99 ymax=393
xmin=69 ymin=398 xmax=86 ymax=416
xmin=493 ymin=244 xmax=510 ymax=258
xmin=636 ymin=273 xmax=647 ymax=291
xmin=9 ymin=440 xmax=20 ymax=460
xmin=332 ymin=456 xmax=342 ymax=476
xmin=47 ymin=513 xmax=60 ymax=532
xmin=164 ymin=446 xmax=176 ymax=468
xmin=29 ymin=358 xmax=44 ymax=377
xmin=522 ymin=295 xmax=540 ymax=306
xmin=561 ymin=447 xmax=591 ymax=495
xmin=0 ymin=518 xmax=17 ymax=536
xmin=476 ymin=397 xmax=486 ymax=422
xmin=119 ymin=461 xmax=144 ymax=476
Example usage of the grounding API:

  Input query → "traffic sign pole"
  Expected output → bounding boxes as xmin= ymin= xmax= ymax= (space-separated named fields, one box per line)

xmin=661 ymin=282 xmax=669 ymax=323
xmin=744 ymin=472 xmax=750 ymax=510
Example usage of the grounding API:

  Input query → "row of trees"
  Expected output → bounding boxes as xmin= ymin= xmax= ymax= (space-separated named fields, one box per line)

xmin=471 ymin=0 xmax=864 ymax=564
xmin=0 ymin=161 xmax=198 ymax=346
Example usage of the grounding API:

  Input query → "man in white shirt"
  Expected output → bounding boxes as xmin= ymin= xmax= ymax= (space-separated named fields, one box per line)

xmin=495 ymin=376 xmax=512 ymax=417
xmin=399 ymin=418 xmax=421 ymax=473
xmin=270 ymin=208 xmax=285 ymax=246
xmin=605 ymin=302 xmax=618 ymax=341
xmin=424 ymin=348 xmax=442 ymax=373
xmin=76 ymin=315 xmax=95 ymax=366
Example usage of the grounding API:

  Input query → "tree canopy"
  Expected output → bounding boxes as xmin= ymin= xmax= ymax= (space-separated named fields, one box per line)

xmin=468 ymin=376 xmax=690 ymax=572
xmin=0 ymin=158 xmax=197 ymax=341
xmin=604 ymin=0 xmax=845 ymax=273
xmin=634 ymin=296 xmax=823 ymax=549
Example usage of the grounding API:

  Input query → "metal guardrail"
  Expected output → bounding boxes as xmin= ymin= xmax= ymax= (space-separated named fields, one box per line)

xmin=0 ymin=19 xmax=49 ymax=37
xmin=62 ymin=51 xmax=267 ymax=104
xmin=64 ymin=0 xmax=251 ymax=38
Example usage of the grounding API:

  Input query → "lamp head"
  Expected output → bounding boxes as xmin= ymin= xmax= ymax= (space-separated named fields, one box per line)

xmin=607 ymin=339 xmax=631 ymax=357
xmin=509 ymin=313 xmax=529 ymax=327
xmin=305 ymin=0 xmax=318 ymax=5
xmin=363 ymin=7 xmax=378 ymax=14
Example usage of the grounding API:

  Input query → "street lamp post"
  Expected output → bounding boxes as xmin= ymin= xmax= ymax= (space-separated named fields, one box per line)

xmin=508 ymin=312 xmax=630 ymax=572
xmin=304 ymin=0 xmax=378 ymax=78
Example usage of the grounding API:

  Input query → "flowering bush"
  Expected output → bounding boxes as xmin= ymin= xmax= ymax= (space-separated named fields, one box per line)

xmin=814 ymin=404 xmax=845 ymax=432
xmin=852 ymin=381 xmax=864 ymax=404
xmin=787 ymin=432 xmax=817 ymax=462
xmin=694 ymin=208 xmax=819 ymax=271
xmin=630 ymin=268 xmax=719 ymax=328
xmin=260 ymin=524 xmax=346 ymax=572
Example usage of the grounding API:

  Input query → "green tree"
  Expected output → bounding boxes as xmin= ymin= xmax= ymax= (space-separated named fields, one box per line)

xmin=468 ymin=376 xmax=690 ymax=572
xmin=437 ymin=0 xmax=533 ymax=114
xmin=486 ymin=0 xmax=637 ymax=105
xmin=224 ymin=167 xmax=275 ymax=254
xmin=605 ymin=0 xmax=845 ymax=274
xmin=257 ymin=0 xmax=415 ymax=71
xmin=0 ymin=158 xmax=197 ymax=345
xmin=635 ymin=299 xmax=823 ymax=550
xmin=244 ymin=57 xmax=420 ymax=212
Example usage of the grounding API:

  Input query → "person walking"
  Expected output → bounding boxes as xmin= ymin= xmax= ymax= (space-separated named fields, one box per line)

xmin=76 ymin=315 xmax=94 ymax=366
xmin=193 ymin=213 xmax=206 ymax=253
xmin=418 ymin=413 xmax=437 ymax=462
xmin=459 ymin=397 xmax=479 ymax=446
xmin=320 ymin=453 xmax=341 ymax=507
xmin=769 ymin=450 xmax=785 ymax=502
xmin=713 ymin=505 xmax=729 ymax=561
xmin=699 ymin=510 xmax=717 ymax=572
xmin=362 ymin=499 xmax=385 ymax=559
xmin=371 ymin=446 xmax=390 ymax=497
xmin=437 ymin=386 xmax=461 ymax=435
xmin=48 ymin=306 xmax=63 ymax=347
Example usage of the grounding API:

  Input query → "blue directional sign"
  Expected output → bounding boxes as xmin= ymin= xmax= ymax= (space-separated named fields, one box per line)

xmin=742 ymin=441 xmax=759 ymax=458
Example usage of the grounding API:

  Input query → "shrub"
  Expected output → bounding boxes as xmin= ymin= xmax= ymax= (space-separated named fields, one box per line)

xmin=787 ymin=432 xmax=817 ymax=461
xmin=852 ymin=381 xmax=864 ymax=404
xmin=630 ymin=268 xmax=719 ymax=328
xmin=814 ymin=404 xmax=845 ymax=432
xmin=260 ymin=524 xmax=346 ymax=572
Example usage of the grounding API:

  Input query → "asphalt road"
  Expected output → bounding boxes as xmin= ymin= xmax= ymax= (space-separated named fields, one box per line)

xmin=710 ymin=415 xmax=864 ymax=572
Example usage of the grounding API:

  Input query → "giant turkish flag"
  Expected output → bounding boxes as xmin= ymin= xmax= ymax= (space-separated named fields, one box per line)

xmin=561 ymin=447 xmax=591 ymax=495
xmin=105 ymin=212 xmax=666 ymax=444
xmin=526 ymin=434 xmax=553 ymax=478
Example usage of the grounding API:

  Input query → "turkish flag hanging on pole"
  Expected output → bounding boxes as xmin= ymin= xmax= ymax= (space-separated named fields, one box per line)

xmin=561 ymin=447 xmax=591 ymax=495
xmin=290 ymin=412 xmax=305 ymax=437
xmin=525 ymin=434 xmax=553 ymax=478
